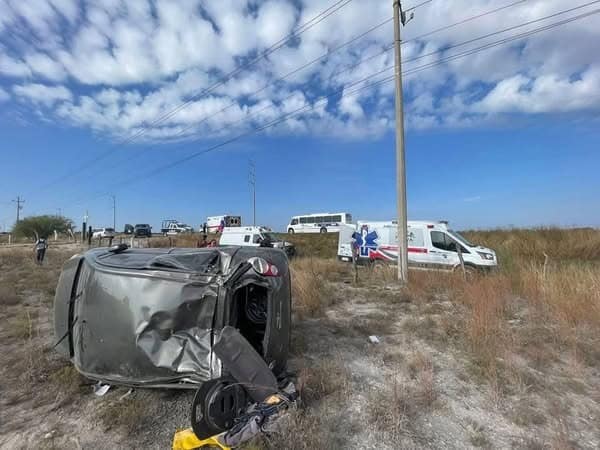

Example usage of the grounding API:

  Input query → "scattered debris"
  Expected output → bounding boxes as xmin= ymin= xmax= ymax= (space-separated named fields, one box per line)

xmin=176 ymin=327 xmax=298 ymax=449
xmin=369 ymin=335 xmax=381 ymax=344
xmin=93 ymin=382 xmax=111 ymax=397
xmin=118 ymin=388 xmax=134 ymax=401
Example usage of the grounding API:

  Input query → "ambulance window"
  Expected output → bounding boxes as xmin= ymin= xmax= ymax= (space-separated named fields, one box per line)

xmin=408 ymin=229 xmax=424 ymax=247
xmin=431 ymin=231 xmax=456 ymax=252
xmin=244 ymin=235 xmax=250 ymax=243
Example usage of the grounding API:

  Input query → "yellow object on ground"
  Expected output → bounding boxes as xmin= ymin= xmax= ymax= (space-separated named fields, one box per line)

xmin=172 ymin=428 xmax=231 ymax=450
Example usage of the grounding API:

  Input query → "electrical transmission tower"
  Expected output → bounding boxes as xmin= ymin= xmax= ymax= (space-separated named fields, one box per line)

xmin=12 ymin=196 xmax=24 ymax=223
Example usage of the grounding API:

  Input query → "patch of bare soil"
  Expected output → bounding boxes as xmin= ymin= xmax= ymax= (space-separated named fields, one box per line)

xmin=267 ymin=278 xmax=600 ymax=450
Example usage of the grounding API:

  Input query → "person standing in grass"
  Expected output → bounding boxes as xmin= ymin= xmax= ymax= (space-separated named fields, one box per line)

xmin=34 ymin=236 xmax=48 ymax=265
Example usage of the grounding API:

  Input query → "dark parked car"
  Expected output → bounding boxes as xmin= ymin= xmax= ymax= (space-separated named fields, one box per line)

xmin=53 ymin=246 xmax=291 ymax=387
xmin=134 ymin=223 xmax=152 ymax=237
xmin=124 ymin=224 xmax=134 ymax=234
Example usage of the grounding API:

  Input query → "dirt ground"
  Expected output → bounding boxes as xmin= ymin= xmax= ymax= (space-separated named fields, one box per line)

xmin=1 ymin=243 xmax=599 ymax=449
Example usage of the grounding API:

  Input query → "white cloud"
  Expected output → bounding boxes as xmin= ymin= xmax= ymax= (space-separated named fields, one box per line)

xmin=13 ymin=83 xmax=72 ymax=106
xmin=0 ymin=53 xmax=31 ymax=77
xmin=0 ymin=86 xmax=9 ymax=101
xmin=0 ymin=0 xmax=598 ymax=141
xmin=25 ymin=52 xmax=66 ymax=81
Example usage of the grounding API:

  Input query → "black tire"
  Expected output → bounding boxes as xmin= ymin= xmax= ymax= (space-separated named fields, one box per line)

xmin=288 ymin=228 xmax=294 ymax=234
xmin=319 ymin=227 xmax=327 ymax=233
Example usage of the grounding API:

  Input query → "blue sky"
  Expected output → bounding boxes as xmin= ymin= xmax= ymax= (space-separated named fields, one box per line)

xmin=1 ymin=114 xmax=598 ymax=232
xmin=1 ymin=0 xmax=599 ymax=232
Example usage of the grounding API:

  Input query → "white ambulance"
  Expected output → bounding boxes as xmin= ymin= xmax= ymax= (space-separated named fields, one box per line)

xmin=338 ymin=220 xmax=497 ymax=272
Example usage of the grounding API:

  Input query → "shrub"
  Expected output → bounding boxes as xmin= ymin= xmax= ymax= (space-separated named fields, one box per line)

xmin=12 ymin=215 xmax=74 ymax=239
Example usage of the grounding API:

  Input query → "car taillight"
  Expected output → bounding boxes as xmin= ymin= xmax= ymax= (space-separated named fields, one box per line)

xmin=248 ymin=257 xmax=279 ymax=277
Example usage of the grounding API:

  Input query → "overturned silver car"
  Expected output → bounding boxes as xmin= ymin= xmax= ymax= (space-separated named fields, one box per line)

xmin=53 ymin=245 xmax=291 ymax=388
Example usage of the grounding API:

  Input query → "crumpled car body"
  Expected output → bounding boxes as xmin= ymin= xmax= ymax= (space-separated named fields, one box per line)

xmin=53 ymin=246 xmax=291 ymax=388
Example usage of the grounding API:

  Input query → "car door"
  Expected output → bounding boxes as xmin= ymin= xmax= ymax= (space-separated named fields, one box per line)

xmin=428 ymin=231 xmax=460 ymax=270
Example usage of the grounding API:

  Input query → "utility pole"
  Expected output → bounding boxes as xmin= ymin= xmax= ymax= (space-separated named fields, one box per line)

xmin=12 ymin=196 xmax=24 ymax=224
xmin=393 ymin=0 xmax=412 ymax=283
xmin=249 ymin=161 xmax=256 ymax=227
xmin=111 ymin=195 xmax=116 ymax=230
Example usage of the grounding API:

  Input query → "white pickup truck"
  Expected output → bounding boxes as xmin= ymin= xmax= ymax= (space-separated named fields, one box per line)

xmin=161 ymin=220 xmax=193 ymax=236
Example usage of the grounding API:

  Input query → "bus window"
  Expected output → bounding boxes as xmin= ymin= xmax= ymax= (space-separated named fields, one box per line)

xmin=345 ymin=214 xmax=352 ymax=223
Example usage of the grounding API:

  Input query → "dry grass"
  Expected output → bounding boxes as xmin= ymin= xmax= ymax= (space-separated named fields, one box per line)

xmin=97 ymin=396 xmax=151 ymax=433
xmin=367 ymin=354 xmax=438 ymax=441
xmin=290 ymin=258 xmax=341 ymax=318
xmin=296 ymin=357 xmax=351 ymax=405
xmin=0 ymin=284 xmax=21 ymax=305
xmin=463 ymin=227 xmax=600 ymax=265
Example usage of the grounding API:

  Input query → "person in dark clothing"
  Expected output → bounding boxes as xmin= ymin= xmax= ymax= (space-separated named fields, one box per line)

xmin=34 ymin=237 xmax=48 ymax=265
xmin=197 ymin=234 xmax=208 ymax=248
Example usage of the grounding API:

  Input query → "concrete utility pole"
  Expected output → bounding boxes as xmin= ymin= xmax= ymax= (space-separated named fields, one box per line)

xmin=12 ymin=196 xmax=24 ymax=223
xmin=111 ymin=195 xmax=116 ymax=230
xmin=393 ymin=0 xmax=411 ymax=283
xmin=249 ymin=161 xmax=256 ymax=227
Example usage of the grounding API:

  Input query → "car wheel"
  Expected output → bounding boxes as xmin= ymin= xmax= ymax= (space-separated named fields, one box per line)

xmin=320 ymin=227 xmax=327 ymax=233
xmin=288 ymin=228 xmax=294 ymax=234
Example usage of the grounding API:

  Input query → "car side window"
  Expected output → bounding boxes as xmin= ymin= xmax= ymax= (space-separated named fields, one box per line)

xmin=244 ymin=235 xmax=250 ymax=243
xmin=291 ymin=219 xmax=298 ymax=225
xmin=431 ymin=231 xmax=457 ymax=252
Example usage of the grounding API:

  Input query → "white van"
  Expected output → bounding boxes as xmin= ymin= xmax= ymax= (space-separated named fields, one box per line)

xmin=338 ymin=220 xmax=497 ymax=272
xmin=219 ymin=226 xmax=295 ymax=256
xmin=287 ymin=212 xmax=352 ymax=234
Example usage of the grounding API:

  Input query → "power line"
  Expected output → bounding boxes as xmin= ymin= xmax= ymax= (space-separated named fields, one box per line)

xmin=123 ymin=0 xmax=357 ymax=141
xmin=43 ymin=0 xmax=535 ymax=192
xmin=30 ymin=0 xmax=437 ymax=195
xmin=28 ymin=0 xmax=359 ymax=195
xmin=74 ymin=5 xmax=600 ymax=198
xmin=110 ymin=0 xmax=600 ymax=162
xmin=44 ymin=2 xmax=600 ymax=210
xmin=332 ymin=0 xmax=600 ymax=80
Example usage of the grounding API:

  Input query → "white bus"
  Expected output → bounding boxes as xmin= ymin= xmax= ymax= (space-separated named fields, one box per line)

xmin=287 ymin=212 xmax=352 ymax=234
